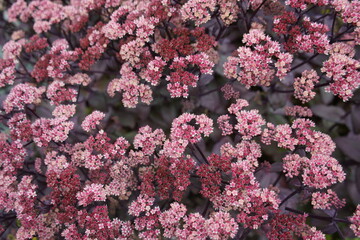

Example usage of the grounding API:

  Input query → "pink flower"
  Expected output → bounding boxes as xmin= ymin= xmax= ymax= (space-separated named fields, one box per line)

xmin=81 ymin=111 xmax=106 ymax=132
xmin=350 ymin=205 xmax=360 ymax=237
xmin=311 ymin=189 xmax=345 ymax=209
xmin=170 ymin=113 xmax=213 ymax=144
xmin=321 ymin=53 xmax=360 ymax=101
xmin=205 ymin=211 xmax=238 ymax=240
xmin=293 ymin=70 xmax=319 ymax=104
xmin=76 ymin=183 xmax=106 ymax=206
xmin=3 ymin=83 xmax=44 ymax=113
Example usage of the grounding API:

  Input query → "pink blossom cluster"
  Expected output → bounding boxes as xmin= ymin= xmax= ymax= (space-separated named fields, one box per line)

xmin=321 ymin=53 xmax=360 ymax=101
xmin=221 ymin=84 xmax=240 ymax=100
xmin=166 ymin=53 xmax=214 ymax=98
xmin=76 ymin=183 xmax=106 ymax=206
xmin=153 ymin=27 xmax=216 ymax=61
xmin=133 ymin=126 xmax=165 ymax=155
xmin=107 ymin=63 xmax=153 ymax=108
xmin=284 ymin=105 xmax=313 ymax=117
xmin=46 ymin=80 xmax=78 ymax=105
xmin=311 ymin=189 xmax=345 ymax=209
xmin=180 ymin=0 xmax=216 ymax=26
xmin=350 ymin=205 xmax=360 ymax=237
xmin=2 ymin=40 xmax=23 ymax=61
xmin=162 ymin=113 xmax=213 ymax=158
xmin=81 ymin=111 xmax=106 ymax=132
xmin=3 ymin=83 xmax=44 ymax=113
xmin=224 ymin=29 xmax=292 ymax=88
xmin=263 ymin=117 xmax=336 ymax=156
xmin=52 ymin=104 xmax=77 ymax=119
xmin=283 ymin=153 xmax=345 ymax=189
xmin=267 ymin=211 xmax=325 ymax=239
xmin=0 ymin=59 xmax=16 ymax=88
xmin=31 ymin=117 xmax=74 ymax=147
xmin=293 ymin=69 xmax=320 ymax=103
xmin=333 ymin=0 xmax=360 ymax=27
xmin=218 ymin=99 xmax=265 ymax=140
xmin=274 ymin=12 xmax=330 ymax=54
xmin=285 ymin=0 xmax=329 ymax=10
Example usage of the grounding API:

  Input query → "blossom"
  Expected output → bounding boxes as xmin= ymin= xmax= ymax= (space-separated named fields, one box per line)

xmin=205 ymin=211 xmax=238 ymax=240
xmin=31 ymin=117 xmax=74 ymax=147
xmin=0 ymin=59 xmax=16 ymax=87
xmin=180 ymin=0 xmax=216 ymax=26
xmin=133 ymin=126 xmax=165 ymax=155
xmin=170 ymin=113 xmax=213 ymax=144
xmin=350 ymin=205 xmax=360 ymax=237
xmin=3 ymin=83 xmax=44 ymax=113
xmin=166 ymin=53 xmax=214 ymax=98
xmin=217 ymin=115 xmax=233 ymax=136
xmin=52 ymin=104 xmax=77 ymax=119
xmin=0 ymin=0 xmax=358 ymax=239
xmin=44 ymin=151 xmax=69 ymax=175
xmin=284 ymin=105 xmax=313 ymax=117
xmin=311 ymin=189 xmax=345 ymax=209
xmin=46 ymin=80 xmax=78 ymax=105
xmin=8 ymin=113 xmax=32 ymax=141
xmin=283 ymin=153 xmax=346 ymax=189
xmin=221 ymin=84 xmax=239 ymax=100
xmin=321 ymin=53 xmax=360 ymax=101
xmin=81 ymin=111 xmax=106 ymax=132
xmin=302 ymin=154 xmax=345 ymax=189
xmin=224 ymin=29 xmax=292 ymax=88
xmin=76 ymin=183 xmax=106 ymax=206
xmin=107 ymin=63 xmax=153 ymax=108
xmin=294 ymin=70 xmax=320 ymax=103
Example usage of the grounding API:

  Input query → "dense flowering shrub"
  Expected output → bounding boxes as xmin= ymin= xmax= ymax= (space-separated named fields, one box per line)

xmin=1 ymin=0 xmax=360 ymax=239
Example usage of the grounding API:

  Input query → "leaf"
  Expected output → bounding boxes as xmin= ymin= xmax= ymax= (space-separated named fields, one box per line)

xmin=311 ymin=105 xmax=346 ymax=123
xmin=119 ymin=112 xmax=136 ymax=129
xmin=322 ymin=223 xmax=337 ymax=234
xmin=348 ymin=181 xmax=360 ymax=205
xmin=356 ymin=166 xmax=360 ymax=193
xmin=87 ymin=91 xmax=107 ymax=112
xmin=16 ymin=219 xmax=21 ymax=227
xmin=200 ymin=91 xmax=223 ymax=114
xmin=351 ymin=105 xmax=360 ymax=134
xmin=160 ymin=104 xmax=178 ymax=125
xmin=335 ymin=134 xmax=360 ymax=161
xmin=320 ymin=87 xmax=334 ymax=105
xmin=271 ymin=162 xmax=283 ymax=172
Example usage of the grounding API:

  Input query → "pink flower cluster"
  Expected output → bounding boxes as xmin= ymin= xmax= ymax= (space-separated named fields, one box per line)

xmin=166 ymin=53 xmax=214 ymax=98
xmin=311 ymin=189 xmax=345 ymax=209
xmin=0 ymin=59 xmax=16 ymax=88
xmin=274 ymin=12 xmax=330 ymax=54
xmin=107 ymin=63 xmax=153 ymax=108
xmin=224 ymin=29 xmax=292 ymax=88
xmin=321 ymin=53 xmax=360 ymax=101
xmin=221 ymin=84 xmax=240 ymax=100
xmin=267 ymin=211 xmax=325 ymax=239
xmin=3 ymin=83 xmax=44 ymax=113
xmin=283 ymin=153 xmax=345 ymax=189
xmin=350 ymin=205 xmax=360 ymax=237
xmin=81 ymin=111 xmax=106 ymax=132
xmin=284 ymin=105 xmax=313 ymax=117
xmin=218 ymin=99 xmax=265 ymax=140
xmin=293 ymin=70 xmax=320 ymax=103
xmin=285 ymin=0 xmax=329 ymax=10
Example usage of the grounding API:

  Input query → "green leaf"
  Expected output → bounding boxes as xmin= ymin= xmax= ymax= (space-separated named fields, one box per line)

xmin=16 ymin=219 xmax=21 ymax=227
